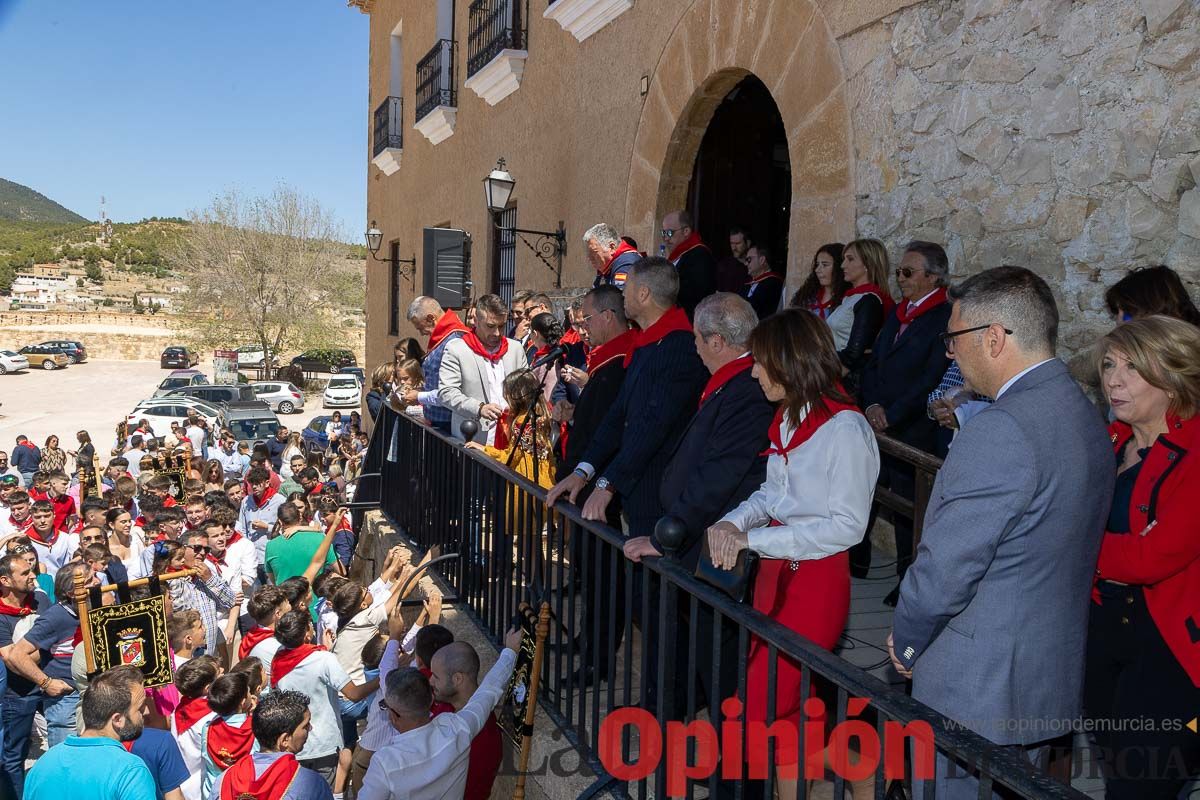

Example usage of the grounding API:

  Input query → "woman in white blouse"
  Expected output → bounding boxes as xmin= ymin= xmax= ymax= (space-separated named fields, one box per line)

xmin=708 ymin=309 xmax=879 ymax=789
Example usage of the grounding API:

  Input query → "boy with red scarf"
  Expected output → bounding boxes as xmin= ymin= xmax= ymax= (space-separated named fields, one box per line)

xmin=26 ymin=501 xmax=78 ymax=577
xmin=200 ymin=668 xmax=263 ymax=799
xmin=2 ymin=490 xmax=34 ymax=538
xmin=237 ymin=466 xmax=285 ymax=570
xmin=240 ymin=587 xmax=291 ymax=681
xmin=42 ymin=472 xmax=78 ymax=532
xmin=173 ymin=655 xmax=222 ymax=800
xmin=219 ymin=690 xmax=333 ymax=800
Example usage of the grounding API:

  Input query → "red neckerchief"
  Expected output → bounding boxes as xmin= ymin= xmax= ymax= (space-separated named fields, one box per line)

xmin=206 ymin=715 xmax=255 ymax=770
xmin=27 ymin=488 xmax=49 ymax=503
xmin=239 ymin=626 xmax=275 ymax=660
xmin=161 ymin=496 xmax=177 ymax=508
xmin=174 ymin=695 xmax=212 ymax=735
xmin=843 ymin=282 xmax=896 ymax=318
xmin=304 ymin=482 xmax=324 ymax=497
xmin=27 ymin=527 xmax=61 ymax=547
xmin=532 ymin=345 xmax=551 ymax=362
xmin=667 ymin=231 xmax=708 ymax=263
xmin=560 ymin=328 xmax=583 ymax=347
xmin=207 ymin=549 xmax=229 ymax=568
xmin=623 ymin=307 xmax=692 ymax=368
xmin=0 ymin=593 xmax=35 ymax=617
xmin=808 ymin=293 xmax=837 ymax=319
xmin=600 ymin=240 xmax=640 ymax=275
xmin=7 ymin=514 xmax=32 ymax=535
xmin=762 ymin=396 xmax=861 ymax=463
xmin=16 ymin=441 xmax=35 ymax=450
xmin=251 ymin=484 xmax=279 ymax=509
xmin=493 ymin=410 xmax=512 ymax=452
xmin=461 ymin=331 xmax=509 ymax=364
xmin=586 ymin=329 xmax=637 ymax=374
xmin=219 ymin=752 xmax=301 ymax=800
xmin=270 ymin=644 xmax=325 ymax=687
xmin=227 ymin=531 xmax=244 ymax=547
xmin=745 ymin=271 xmax=783 ymax=286
xmin=427 ymin=310 xmax=471 ymax=352
xmin=895 ymin=287 xmax=949 ymax=326
xmin=699 ymin=355 xmax=754 ymax=407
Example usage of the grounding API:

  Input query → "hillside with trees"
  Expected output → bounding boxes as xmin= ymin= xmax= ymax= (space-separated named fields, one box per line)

xmin=0 ymin=178 xmax=87 ymax=223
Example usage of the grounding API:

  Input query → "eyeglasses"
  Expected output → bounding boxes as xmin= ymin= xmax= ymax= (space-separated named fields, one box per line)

xmin=378 ymin=698 xmax=396 ymax=715
xmin=941 ymin=324 xmax=1013 ymax=354
xmin=660 ymin=228 xmax=680 ymax=240
xmin=895 ymin=267 xmax=926 ymax=279
xmin=188 ymin=544 xmax=210 ymax=555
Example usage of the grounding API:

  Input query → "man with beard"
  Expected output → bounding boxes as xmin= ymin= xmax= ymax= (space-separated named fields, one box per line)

xmin=23 ymin=666 xmax=155 ymax=799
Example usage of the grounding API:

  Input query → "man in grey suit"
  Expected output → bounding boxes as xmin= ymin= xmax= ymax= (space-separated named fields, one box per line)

xmin=888 ymin=266 xmax=1115 ymax=797
xmin=438 ymin=293 xmax=529 ymax=443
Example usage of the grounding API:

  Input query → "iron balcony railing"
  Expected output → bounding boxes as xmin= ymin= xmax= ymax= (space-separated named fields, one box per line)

xmin=467 ymin=0 xmax=528 ymax=78
xmin=372 ymin=96 xmax=403 ymax=157
xmin=415 ymin=38 xmax=458 ymax=123
xmin=356 ymin=407 xmax=1085 ymax=800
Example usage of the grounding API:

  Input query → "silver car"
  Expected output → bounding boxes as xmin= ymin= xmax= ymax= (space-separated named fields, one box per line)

xmin=250 ymin=381 xmax=305 ymax=414
xmin=0 ymin=350 xmax=30 ymax=375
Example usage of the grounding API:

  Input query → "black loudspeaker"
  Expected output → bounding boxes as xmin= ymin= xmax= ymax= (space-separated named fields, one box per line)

xmin=422 ymin=227 xmax=472 ymax=309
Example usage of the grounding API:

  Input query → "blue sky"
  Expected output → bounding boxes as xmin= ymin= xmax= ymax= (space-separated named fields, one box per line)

xmin=0 ymin=0 xmax=368 ymax=240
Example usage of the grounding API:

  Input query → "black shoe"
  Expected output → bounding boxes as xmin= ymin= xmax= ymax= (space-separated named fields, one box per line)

xmin=883 ymin=587 xmax=899 ymax=607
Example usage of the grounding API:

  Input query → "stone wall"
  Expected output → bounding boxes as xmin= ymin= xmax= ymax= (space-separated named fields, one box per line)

xmin=843 ymin=0 xmax=1200 ymax=368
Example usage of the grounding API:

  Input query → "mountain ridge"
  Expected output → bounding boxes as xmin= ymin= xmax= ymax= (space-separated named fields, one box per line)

xmin=0 ymin=178 xmax=88 ymax=224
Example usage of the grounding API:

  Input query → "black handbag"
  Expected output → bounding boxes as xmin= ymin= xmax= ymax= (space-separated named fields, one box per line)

xmin=695 ymin=535 xmax=759 ymax=604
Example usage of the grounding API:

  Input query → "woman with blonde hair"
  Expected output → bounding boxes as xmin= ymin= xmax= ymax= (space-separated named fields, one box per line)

xmin=1086 ymin=315 xmax=1200 ymax=799
xmin=824 ymin=237 xmax=894 ymax=397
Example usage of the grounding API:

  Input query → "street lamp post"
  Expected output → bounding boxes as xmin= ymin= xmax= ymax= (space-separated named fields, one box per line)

xmin=483 ymin=158 xmax=567 ymax=288
xmin=363 ymin=220 xmax=416 ymax=286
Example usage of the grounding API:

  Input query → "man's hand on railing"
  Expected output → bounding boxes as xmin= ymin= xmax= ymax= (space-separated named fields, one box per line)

xmin=622 ymin=536 xmax=661 ymax=563
xmin=887 ymin=631 xmax=913 ymax=679
xmin=546 ymin=472 xmax=586 ymax=507
xmin=865 ymin=404 xmax=889 ymax=432
xmin=581 ymin=486 xmax=612 ymax=521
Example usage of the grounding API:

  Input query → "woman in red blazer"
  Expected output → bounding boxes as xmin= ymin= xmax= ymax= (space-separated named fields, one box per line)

xmin=1086 ymin=315 xmax=1200 ymax=800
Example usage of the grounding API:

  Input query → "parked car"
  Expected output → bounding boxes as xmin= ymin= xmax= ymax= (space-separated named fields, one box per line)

xmin=19 ymin=345 xmax=69 ymax=370
xmin=302 ymin=415 xmax=334 ymax=452
xmin=126 ymin=401 xmax=219 ymax=440
xmin=290 ymin=348 xmax=357 ymax=375
xmin=165 ymin=384 xmax=262 ymax=407
xmin=322 ymin=375 xmax=362 ymax=409
xmin=0 ymin=350 xmax=29 ymax=375
xmin=153 ymin=369 xmax=209 ymax=397
xmin=38 ymin=340 xmax=86 ymax=364
xmin=235 ymin=344 xmax=279 ymax=368
xmin=250 ymin=381 xmax=305 ymax=414
xmin=219 ymin=403 xmax=281 ymax=447
xmin=131 ymin=395 xmax=222 ymax=421
xmin=338 ymin=366 xmax=366 ymax=385
xmin=160 ymin=346 xmax=199 ymax=369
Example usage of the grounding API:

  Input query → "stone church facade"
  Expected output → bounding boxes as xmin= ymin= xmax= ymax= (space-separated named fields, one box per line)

xmin=350 ymin=0 xmax=1200 ymax=372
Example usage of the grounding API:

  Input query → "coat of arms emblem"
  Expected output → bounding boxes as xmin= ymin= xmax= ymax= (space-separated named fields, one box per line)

xmin=117 ymin=627 xmax=146 ymax=667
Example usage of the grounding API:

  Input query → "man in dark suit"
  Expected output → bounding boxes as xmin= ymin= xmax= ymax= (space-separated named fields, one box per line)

xmin=889 ymin=266 xmax=1114 ymax=799
xmin=739 ymin=244 xmax=784 ymax=320
xmin=662 ymin=210 xmax=717 ymax=321
xmin=623 ymin=293 xmax=773 ymax=723
xmin=858 ymin=241 xmax=953 ymax=602
xmin=547 ymin=256 xmax=709 ymax=537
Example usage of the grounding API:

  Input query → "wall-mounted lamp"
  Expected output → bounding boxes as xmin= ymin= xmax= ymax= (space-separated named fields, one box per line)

xmin=364 ymin=220 xmax=416 ymax=286
xmin=482 ymin=158 xmax=567 ymax=288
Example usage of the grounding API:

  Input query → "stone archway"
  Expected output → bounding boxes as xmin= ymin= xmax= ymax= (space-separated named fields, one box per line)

xmin=624 ymin=0 xmax=855 ymax=291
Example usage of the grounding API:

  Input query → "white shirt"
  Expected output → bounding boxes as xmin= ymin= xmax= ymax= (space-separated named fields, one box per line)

xmin=823 ymin=293 xmax=868 ymax=351
xmin=359 ymin=639 xmax=404 ymax=753
xmin=333 ymin=603 xmax=389 ymax=685
xmin=248 ymin=636 xmax=283 ymax=684
xmin=275 ymin=649 xmax=353 ymax=759
xmin=185 ymin=426 xmax=205 ymax=456
xmin=173 ymin=709 xmax=217 ymax=800
xmin=125 ymin=449 xmax=146 ymax=478
xmin=30 ymin=532 xmax=79 ymax=577
xmin=359 ymin=649 xmax=517 ymax=800
xmin=480 ymin=359 xmax=507 ymax=446
xmin=995 ymin=358 xmax=1056 ymax=399
xmin=721 ymin=410 xmax=881 ymax=561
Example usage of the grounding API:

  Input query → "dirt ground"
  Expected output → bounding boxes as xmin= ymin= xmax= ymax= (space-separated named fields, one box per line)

xmin=0 ymin=360 xmax=332 ymax=457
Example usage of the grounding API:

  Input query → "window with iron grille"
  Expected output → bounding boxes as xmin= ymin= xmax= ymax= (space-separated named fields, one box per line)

xmin=467 ymin=0 xmax=528 ymax=78
xmin=491 ymin=205 xmax=516 ymax=308
xmin=388 ymin=241 xmax=401 ymax=335
xmin=415 ymin=39 xmax=457 ymax=122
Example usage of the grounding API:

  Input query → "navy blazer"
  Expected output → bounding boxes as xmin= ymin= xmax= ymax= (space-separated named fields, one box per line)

xmin=580 ymin=329 xmax=709 ymax=535
xmin=655 ymin=369 xmax=773 ymax=570
xmin=860 ymin=301 xmax=952 ymax=452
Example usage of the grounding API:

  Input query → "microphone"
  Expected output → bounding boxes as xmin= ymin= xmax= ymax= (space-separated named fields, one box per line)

xmin=530 ymin=344 xmax=568 ymax=370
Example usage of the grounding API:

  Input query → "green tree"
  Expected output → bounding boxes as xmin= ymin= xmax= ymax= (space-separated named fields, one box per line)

xmin=102 ymin=298 xmax=114 ymax=307
xmin=85 ymin=263 xmax=104 ymax=282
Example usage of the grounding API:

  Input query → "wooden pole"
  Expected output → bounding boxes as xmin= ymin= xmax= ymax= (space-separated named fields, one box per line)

xmin=94 ymin=567 xmax=196 ymax=595
xmin=513 ymin=602 xmax=552 ymax=800
xmin=93 ymin=454 xmax=103 ymax=497
xmin=74 ymin=567 xmax=95 ymax=674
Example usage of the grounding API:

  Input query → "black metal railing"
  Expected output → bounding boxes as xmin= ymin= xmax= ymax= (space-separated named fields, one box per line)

xmin=358 ymin=407 xmax=1086 ymax=799
xmin=467 ymin=0 xmax=528 ymax=78
xmin=372 ymin=96 xmax=403 ymax=157
xmin=415 ymin=38 xmax=457 ymax=122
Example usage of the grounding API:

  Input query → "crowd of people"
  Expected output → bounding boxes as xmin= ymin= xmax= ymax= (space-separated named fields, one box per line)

xmin=0 ymin=398 xmax=527 ymax=799
xmin=381 ymin=208 xmax=1200 ymax=799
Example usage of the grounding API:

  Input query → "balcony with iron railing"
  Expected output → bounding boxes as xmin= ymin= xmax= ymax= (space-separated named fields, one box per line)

xmin=414 ymin=38 xmax=458 ymax=145
xmin=543 ymin=0 xmax=632 ymax=41
xmin=370 ymin=96 xmax=403 ymax=175
xmin=463 ymin=0 xmax=529 ymax=105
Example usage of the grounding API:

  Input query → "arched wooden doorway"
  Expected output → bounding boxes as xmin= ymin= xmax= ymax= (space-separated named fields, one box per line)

xmin=686 ymin=74 xmax=791 ymax=280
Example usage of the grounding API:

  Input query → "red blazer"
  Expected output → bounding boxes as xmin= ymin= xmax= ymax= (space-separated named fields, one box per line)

xmin=1094 ymin=414 xmax=1200 ymax=686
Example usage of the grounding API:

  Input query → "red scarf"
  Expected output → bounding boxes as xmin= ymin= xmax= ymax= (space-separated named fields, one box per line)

xmin=843 ymin=283 xmax=896 ymax=318
xmin=251 ymin=484 xmax=278 ymax=509
xmin=699 ymin=355 xmax=754 ymax=407
xmin=27 ymin=487 xmax=49 ymax=503
xmin=762 ymin=396 xmax=861 ymax=463
xmin=206 ymin=716 xmax=256 ymax=770
xmin=461 ymin=331 xmax=508 ymax=364
xmin=600 ymin=240 xmax=640 ymax=275
xmin=586 ymin=329 xmax=637 ymax=374
xmin=7 ymin=514 xmax=32 ymax=535
xmin=0 ymin=593 xmax=35 ymax=617
xmin=745 ymin=271 xmax=783 ymax=286
xmin=427 ymin=310 xmax=470 ymax=352
xmin=219 ymin=752 xmax=301 ymax=800
xmin=162 ymin=496 xmax=177 ymax=508
xmin=17 ymin=441 xmax=35 ymax=450
xmin=27 ymin=527 xmax=60 ymax=547
xmin=560 ymin=328 xmax=583 ymax=347
xmin=895 ymin=287 xmax=948 ymax=326
xmin=493 ymin=410 xmax=513 ymax=452
xmin=270 ymin=644 xmax=324 ymax=687
xmin=239 ymin=626 xmax=275 ymax=660
xmin=623 ymin=307 xmax=692 ymax=367
xmin=667 ymin=231 xmax=708 ymax=263
xmin=207 ymin=549 xmax=229 ymax=568
xmin=227 ymin=531 xmax=244 ymax=547
xmin=174 ymin=695 xmax=212 ymax=735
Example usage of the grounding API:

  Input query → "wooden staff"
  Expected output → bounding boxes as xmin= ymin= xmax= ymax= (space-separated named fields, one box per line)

xmin=92 ymin=454 xmax=103 ymax=496
xmin=513 ymin=602 xmax=552 ymax=800
xmin=75 ymin=568 xmax=197 ymax=674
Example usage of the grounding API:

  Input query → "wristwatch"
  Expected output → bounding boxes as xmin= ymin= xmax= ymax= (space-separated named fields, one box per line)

xmin=596 ymin=477 xmax=611 ymax=492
